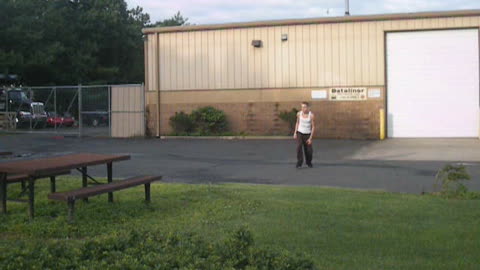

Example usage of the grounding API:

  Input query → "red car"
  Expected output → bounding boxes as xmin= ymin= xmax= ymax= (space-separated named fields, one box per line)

xmin=47 ymin=112 xmax=75 ymax=127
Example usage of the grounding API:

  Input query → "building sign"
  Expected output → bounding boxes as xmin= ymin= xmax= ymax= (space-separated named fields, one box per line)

xmin=311 ymin=90 xmax=327 ymax=99
xmin=368 ymin=88 xmax=382 ymax=98
xmin=329 ymin=88 xmax=367 ymax=101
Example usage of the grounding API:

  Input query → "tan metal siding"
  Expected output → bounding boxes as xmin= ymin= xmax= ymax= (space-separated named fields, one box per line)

xmin=170 ymin=33 xmax=178 ymax=90
xmin=280 ymin=26 xmax=289 ymax=88
xmin=158 ymin=34 xmax=166 ymax=90
xmin=353 ymin=22 xmax=362 ymax=85
xmin=345 ymin=23 xmax=355 ymax=86
xmin=308 ymin=25 xmax=317 ymax=87
xmin=323 ymin=24 xmax=332 ymax=86
xmin=317 ymin=24 xmax=325 ymax=87
xmin=227 ymin=29 xmax=235 ymax=89
xmin=111 ymin=86 xmax=145 ymax=138
xmin=180 ymin=32 xmax=188 ymax=90
xmin=194 ymin=31 xmax=201 ymax=89
xmin=247 ymin=28 xmax=255 ymax=88
xmin=200 ymin=31 xmax=208 ymax=89
xmin=145 ymin=34 xmax=158 ymax=91
xmin=300 ymin=24 xmax=306 ymax=87
xmin=377 ymin=22 xmax=385 ymax=84
xmin=161 ymin=33 xmax=170 ymax=90
xmin=147 ymin=16 xmax=480 ymax=91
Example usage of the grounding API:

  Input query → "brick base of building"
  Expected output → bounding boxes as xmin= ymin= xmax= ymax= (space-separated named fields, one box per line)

xmin=146 ymin=100 xmax=384 ymax=140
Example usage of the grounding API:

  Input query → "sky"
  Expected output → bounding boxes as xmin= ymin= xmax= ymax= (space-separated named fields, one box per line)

xmin=125 ymin=0 xmax=480 ymax=25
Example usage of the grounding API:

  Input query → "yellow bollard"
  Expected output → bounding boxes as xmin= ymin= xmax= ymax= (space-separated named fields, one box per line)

xmin=379 ymin=108 xmax=385 ymax=140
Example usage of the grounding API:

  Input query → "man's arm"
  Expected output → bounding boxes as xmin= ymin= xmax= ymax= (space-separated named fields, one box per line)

xmin=308 ymin=114 xmax=315 ymax=142
xmin=293 ymin=112 xmax=300 ymax=138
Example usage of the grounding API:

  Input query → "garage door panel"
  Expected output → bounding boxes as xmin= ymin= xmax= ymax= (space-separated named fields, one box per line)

xmin=390 ymin=114 xmax=479 ymax=137
xmin=387 ymin=29 xmax=479 ymax=138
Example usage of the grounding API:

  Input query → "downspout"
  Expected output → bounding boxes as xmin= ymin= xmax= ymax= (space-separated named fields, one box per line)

xmin=156 ymin=32 xmax=161 ymax=138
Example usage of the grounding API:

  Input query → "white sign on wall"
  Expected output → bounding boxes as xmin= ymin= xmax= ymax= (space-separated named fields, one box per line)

xmin=368 ymin=88 xmax=382 ymax=98
xmin=311 ymin=90 xmax=327 ymax=99
xmin=329 ymin=88 xmax=367 ymax=101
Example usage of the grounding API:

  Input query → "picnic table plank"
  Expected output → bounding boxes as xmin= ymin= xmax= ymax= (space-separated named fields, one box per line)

xmin=0 ymin=153 xmax=130 ymax=175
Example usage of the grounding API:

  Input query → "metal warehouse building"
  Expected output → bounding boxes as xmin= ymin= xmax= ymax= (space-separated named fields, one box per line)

xmin=142 ymin=10 xmax=480 ymax=139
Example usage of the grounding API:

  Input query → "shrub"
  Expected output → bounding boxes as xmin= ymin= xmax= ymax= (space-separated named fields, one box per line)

xmin=191 ymin=106 xmax=228 ymax=135
xmin=434 ymin=164 xmax=471 ymax=198
xmin=169 ymin=107 xmax=229 ymax=136
xmin=169 ymin=111 xmax=195 ymax=135
xmin=279 ymin=108 xmax=299 ymax=135
xmin=0 ymin=228 xmax=316 ymax=270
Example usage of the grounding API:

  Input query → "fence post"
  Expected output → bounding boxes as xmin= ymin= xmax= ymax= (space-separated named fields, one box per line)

xmin=5 ymin=86 xmax=8 ymax=131
xmin=108 ymin=85 xmax=111 ymax=137
xmin=29 ymin=87 xmax=32 ymax=131
xmin=142 ymin=83 xmax=146 ymax=137
xmin=54 ymin=87 xmax=57 ymax=132
xmin=78 ymin=84 xmax=82 ymax=138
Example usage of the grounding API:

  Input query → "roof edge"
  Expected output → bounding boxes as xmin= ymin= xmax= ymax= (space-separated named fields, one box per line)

xmin=142 ymin=9 xmax=480 ymax=34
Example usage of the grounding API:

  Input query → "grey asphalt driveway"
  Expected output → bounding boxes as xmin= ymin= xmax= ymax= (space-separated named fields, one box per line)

xmin=1 ymin=134 xmax=480 ymax=194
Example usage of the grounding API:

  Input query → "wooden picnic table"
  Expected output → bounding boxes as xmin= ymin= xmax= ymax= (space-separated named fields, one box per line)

xmin=0 ymin=153 xmax=130 ymax=219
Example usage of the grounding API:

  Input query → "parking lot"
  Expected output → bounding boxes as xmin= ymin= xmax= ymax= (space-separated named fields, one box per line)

xmin=1 ymin=133 xmax=480 ymax=194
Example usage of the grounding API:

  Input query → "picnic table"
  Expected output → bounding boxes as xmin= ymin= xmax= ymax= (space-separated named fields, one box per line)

xmin=0 ymin=153 xmax=130 ymax=219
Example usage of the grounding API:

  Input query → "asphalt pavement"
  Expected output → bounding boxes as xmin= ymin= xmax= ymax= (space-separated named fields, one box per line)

xmin=1 ymin=134 xmax=479 ymax=194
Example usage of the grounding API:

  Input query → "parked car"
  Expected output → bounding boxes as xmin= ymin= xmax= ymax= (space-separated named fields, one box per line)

xmin=46 ymin=112 xmax=75 ymax=127
xmin=82 ymin=111 xmax=109 ymax=127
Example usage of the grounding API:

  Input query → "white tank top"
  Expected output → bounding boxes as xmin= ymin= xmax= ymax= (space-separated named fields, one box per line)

xmin=298 ymin=111 xmax=312 ymax=134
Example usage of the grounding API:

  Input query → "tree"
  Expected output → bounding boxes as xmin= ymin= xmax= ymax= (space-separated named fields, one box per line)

xmin=0 ymin=0 xmax=188 ymax=86
xmin=151 ymin=11 xmax=189 ymax=27
xmin=0 ymin=0 xmax=151 ymax=85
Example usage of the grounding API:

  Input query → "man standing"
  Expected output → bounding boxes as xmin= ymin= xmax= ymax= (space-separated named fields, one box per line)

xmin=294 ymin=102 xmax=315 ymax=168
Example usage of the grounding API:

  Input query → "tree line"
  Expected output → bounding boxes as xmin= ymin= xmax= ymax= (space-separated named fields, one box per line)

xmin=0 ymin=0 xmax=188 ymax=86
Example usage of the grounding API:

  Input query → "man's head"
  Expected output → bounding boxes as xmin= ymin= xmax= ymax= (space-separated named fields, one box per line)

xmin=301 ymin=102 xmax=309 ymax=113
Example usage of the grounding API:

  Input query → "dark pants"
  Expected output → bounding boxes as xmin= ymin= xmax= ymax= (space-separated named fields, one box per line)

xmin=296 ymin=132 xmax=313 ymax=166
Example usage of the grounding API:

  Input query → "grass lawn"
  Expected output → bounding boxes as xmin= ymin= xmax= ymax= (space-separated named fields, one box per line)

xmin=1 ymin=177 xmax=479 ymax=269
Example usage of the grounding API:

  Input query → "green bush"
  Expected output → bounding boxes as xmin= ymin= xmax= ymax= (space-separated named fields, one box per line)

xmin=169 ymin=111 xmax=195 ymax=135
xmin=190 ymin=106 xmax=228 ymax=135
xmin=0 ymin=228 xmax=316 ymax=270
xmin=279 ymin=108 xmax=299 ymax=135
xmin=434 ymin=164 xmax=472 ymax=199
xmin=169 ymin=107 xmax=229 ymax=136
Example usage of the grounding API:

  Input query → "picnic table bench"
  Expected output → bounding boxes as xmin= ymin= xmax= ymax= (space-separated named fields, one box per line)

xmin=49 ymin=175 xmax=162 ymax=222
xmin=0 ymin=153 xmax=130 ymax=219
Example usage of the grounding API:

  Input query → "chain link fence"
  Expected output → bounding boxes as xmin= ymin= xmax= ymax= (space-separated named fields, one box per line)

xmin=0 ymin=84 xmax=144 ymax=138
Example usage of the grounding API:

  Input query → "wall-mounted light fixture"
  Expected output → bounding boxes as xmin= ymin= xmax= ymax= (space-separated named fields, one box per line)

xmin=281 ymin=34 xmax=288 ymax=41
xmin=251 ymin=40 xmax=262 ymax=48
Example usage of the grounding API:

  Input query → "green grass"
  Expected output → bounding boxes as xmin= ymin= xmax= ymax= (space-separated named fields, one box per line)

xmin=1 ymin=177 xmax=479 ymax=269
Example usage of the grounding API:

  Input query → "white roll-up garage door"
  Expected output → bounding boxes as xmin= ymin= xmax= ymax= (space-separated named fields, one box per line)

xmin=386 ymin=29 xmax=479 ymax=138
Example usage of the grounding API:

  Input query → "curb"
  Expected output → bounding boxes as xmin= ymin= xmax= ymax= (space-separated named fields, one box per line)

xmin=159 ymin=136 xmax=292 ymax=140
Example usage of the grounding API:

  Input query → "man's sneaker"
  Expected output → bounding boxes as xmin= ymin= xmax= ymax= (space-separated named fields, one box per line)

xmin=307 ymin=164 xmax=313 ymax=168
xmin=296 ymin=164 xmax=302 ymax=168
